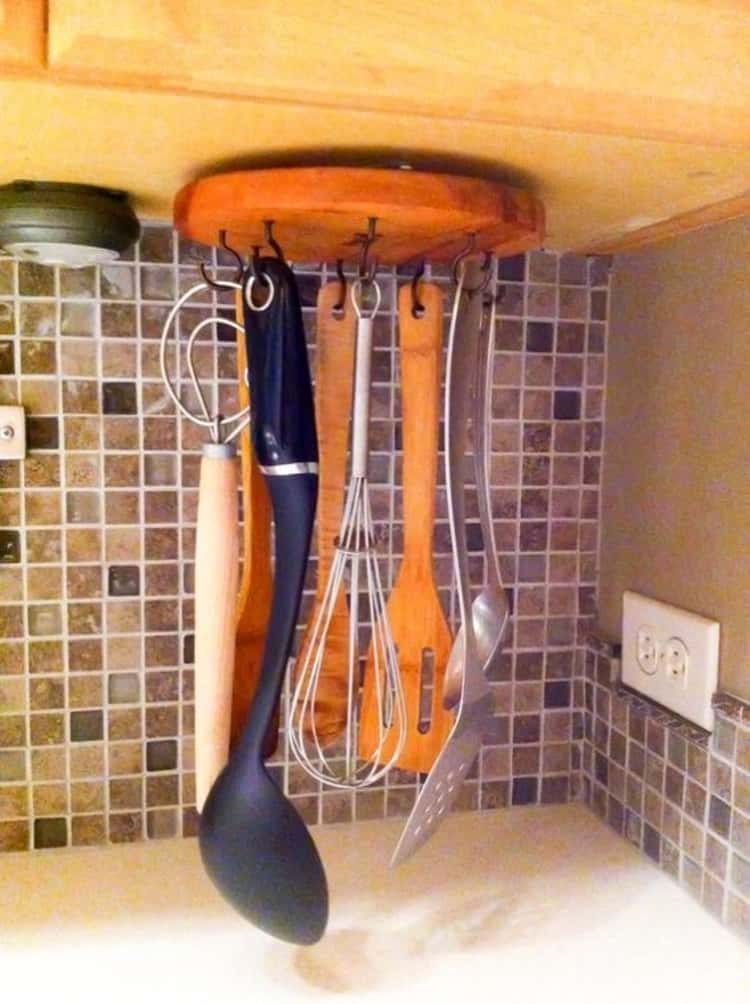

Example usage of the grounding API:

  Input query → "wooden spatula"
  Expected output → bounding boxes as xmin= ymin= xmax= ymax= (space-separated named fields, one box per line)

xmin=230 ymin=292 xmax=275 ymax=753
xmin=294 ymin=281 xmax=356 ymax=747
xmin=359 ymin=282 xmax=453 ymax=773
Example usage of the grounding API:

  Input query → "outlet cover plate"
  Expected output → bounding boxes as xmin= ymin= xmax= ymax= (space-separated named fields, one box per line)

xmin=622 ymin=591 xmax=719 ymax=731
xmin=0 ymin=405 xmax=25 ymax=460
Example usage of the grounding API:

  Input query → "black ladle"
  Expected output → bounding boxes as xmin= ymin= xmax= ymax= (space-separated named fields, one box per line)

xmin=199 ymin=257 xmax=328 ymax=945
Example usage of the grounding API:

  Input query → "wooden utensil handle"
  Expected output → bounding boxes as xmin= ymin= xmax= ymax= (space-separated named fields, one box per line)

xmin=398 ymin=282 xmax=444 ymax=572
xmin=315 ymin=282 xmax=356 ymax=581
xmin=195 ymin=445 xmax=240 ymax=811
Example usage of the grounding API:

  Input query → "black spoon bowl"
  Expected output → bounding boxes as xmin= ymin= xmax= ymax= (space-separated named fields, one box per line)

xmin=199 ymin=724 xmax=328 ymax=945
xmin=198 ymin=259 xmax=328 ymax=945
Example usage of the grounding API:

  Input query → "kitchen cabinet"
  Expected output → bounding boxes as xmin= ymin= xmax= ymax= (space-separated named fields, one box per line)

xmin=47 ymin=1 xmax=750 ymax=148
xmin=0 ymin=0 xmax=45 ymax=71
xmin=0 ymin=2 xmax=747 ymax=251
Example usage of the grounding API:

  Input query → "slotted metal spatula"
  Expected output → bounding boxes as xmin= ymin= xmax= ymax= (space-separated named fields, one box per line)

xmin=391 ymin=258 xmax=496 ymax=867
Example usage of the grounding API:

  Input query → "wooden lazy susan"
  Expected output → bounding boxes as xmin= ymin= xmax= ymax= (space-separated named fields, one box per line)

xmin=174 ymin=166 xmax=544 ymax=264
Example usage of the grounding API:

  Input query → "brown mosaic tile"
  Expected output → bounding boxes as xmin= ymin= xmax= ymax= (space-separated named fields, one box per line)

xmin=0 ymin=567 xmax=22 ymax=602
xmin=0 ymin=820 xmax=29 ymax=851
xmin=63 ymin=380 xmax=99 ymax=414
xmin=105 ymin=491 xmax=141 ymax=524
xmin=105 ymin=527 xmax=141 ymax=562
xmin=28 ymin=677 xmax=63 ymax=711
xmin=32 ymin=783 xmax=68 ymax=816
xmin=101 ymin=302 xmax=136 ymax=339
xmin=60 ymin=338 xmax=97 ymax=376
xmin=103 ymin=416 xmax=139 ymax=450
xmin=102 ymin=340 xmax=137 ymax=378
xmin=104 ymin=454 xmax=140 ymax=487
xmin=72 ymin=814 xmax=106 ymax=846
xmin=25 ymin=491 xmax=62 ymax=526
xmin=64 ymin=415 xmax=100 ymax=450
xmin=109 ymin=742 xmax=143 ymax=776
xmin=0 ymin=750 xmax=26 ymax=782
xmin=109 ymin=811 xmax=143 ymax=843
xmin=67 ymin=638 xmax=103 ymax=673
xmin=66 ymin=527 xmax=101 ymax=562
xmin=106 ymin=635 xmax=140 ymax=671
xmin=145 ymin=634 xmax=178 ymax=667
xmin=68 ymin=674 xmax=103 ymax=708
xmin=70 ymin=781 xmax=104 ymax=814
xmin=69 ymin=744 xmax=104 ymax=778
xmin=147 ymin=807 xmax=178 ymax=839
xmin=67 ymin=602 xmax=102 ymax=635
xmin=0 ymin=491 xmax=20 ymax=526
xmin=29 ymin=712 xmax=64 ymax=746
xmin=20 ymin=339 xmax=57 ymax=374
xmin=20 ymin=379 xmax=59 ymax=413
xmin=106 ymin=600 xmax=141 ymax=633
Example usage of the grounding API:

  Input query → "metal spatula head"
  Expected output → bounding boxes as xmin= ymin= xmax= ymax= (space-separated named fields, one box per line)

xmin=390 ymin=688 xmax=494 ymax=866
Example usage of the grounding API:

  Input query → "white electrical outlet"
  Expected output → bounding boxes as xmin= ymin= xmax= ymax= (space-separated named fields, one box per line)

xmin=622 ymin=591 xmax=720 ymax=731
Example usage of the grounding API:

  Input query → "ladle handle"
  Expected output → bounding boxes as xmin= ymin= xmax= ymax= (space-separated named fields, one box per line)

xmin=238 ymin=257 xmax=319 ymax=762
xmin=194 ymin=443 xmax=239 ymax=810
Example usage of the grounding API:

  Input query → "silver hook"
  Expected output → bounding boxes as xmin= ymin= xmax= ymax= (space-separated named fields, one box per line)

xmin=199 ymin=229 xmax=244 ymax=289
xmin=355 ymin=217 xmax=379 ymax=284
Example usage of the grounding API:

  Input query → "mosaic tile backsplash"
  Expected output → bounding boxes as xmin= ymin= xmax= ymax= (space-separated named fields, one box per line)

xmin=581 ymin=638 xmax=750 ymax=940
xmin=0 ymin=224 xmax=609 ymax=852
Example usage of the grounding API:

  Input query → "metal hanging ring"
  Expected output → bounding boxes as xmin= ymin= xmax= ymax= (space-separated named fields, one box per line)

xmin=245 ymin=273 xmax=275 ymax=313
xmin=410 ymin=260 xmax=426 ymax=318
xmin=351 ymin=276 xmax=382 ymax=321
xmin=332 ymin=259 xmax=347 ymax=314
xmin=199 ymin=229 xmax=244 ymax=289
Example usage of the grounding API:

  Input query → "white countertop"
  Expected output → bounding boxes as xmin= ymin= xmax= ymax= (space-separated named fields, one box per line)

xmin=1 ymin=803 xmax=747 ymax=1003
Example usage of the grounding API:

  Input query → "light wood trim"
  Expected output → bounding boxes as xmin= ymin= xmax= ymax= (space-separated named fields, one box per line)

xmin=46 ymin=1 xmax=750 ymax=149
xmin=581 ymin=191 xmax=750 ymax=254
xmin=0 ymin=0 xmax=46 ymax=70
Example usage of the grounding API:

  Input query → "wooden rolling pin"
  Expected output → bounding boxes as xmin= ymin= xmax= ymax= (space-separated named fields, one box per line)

xmin=359 ymin=281 xmax=453 ymax=773
xmin=294 ymin=281 xmax=356 ymax=746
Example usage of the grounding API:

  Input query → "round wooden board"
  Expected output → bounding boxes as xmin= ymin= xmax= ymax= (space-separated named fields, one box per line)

xmin=174 ymin=167 xmax=544 ymax=265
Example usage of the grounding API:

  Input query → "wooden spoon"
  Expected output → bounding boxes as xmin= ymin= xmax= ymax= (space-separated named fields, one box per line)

xmin=359 ymin=282 xmax=453 ymax=773
xmin=230 ymin=291 xmax=275 ymax=753
xmin=294 ymin=281 xmax=356 ymax=747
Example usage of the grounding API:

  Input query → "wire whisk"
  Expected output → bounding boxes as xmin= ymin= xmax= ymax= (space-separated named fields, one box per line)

xmin=289 ymin=278 xmax=406 ymax=789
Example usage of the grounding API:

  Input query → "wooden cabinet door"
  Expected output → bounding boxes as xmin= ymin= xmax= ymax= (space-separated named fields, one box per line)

xmin=0 ymin=0 xmax=45 ymax=71
xmin=47 ymin=0 xmax=750 ymax=148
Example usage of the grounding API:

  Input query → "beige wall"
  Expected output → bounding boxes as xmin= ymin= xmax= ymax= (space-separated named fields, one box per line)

xmin=599 ymin=217 xmax=750 ymax=702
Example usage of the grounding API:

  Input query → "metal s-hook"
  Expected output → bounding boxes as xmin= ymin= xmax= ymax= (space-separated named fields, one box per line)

xmin=355 ymin=217 xmax=379 ymax=284
xmin=451 ymin=232 xmax=477 ymax=286
xmin=451 ymin=233 xmax=493 ymax=294
xmin=199 ymin=229 xmax=244 ymax=289
xmin=410 ymin=260 xmax=426 ymax=318
xmin=263 ymin=220 xmax=286 ymax=264
xmin=332 ymin=259 xmax=347 ymax=315
xmin=467 ymin=251 xmax=493 ymax=294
